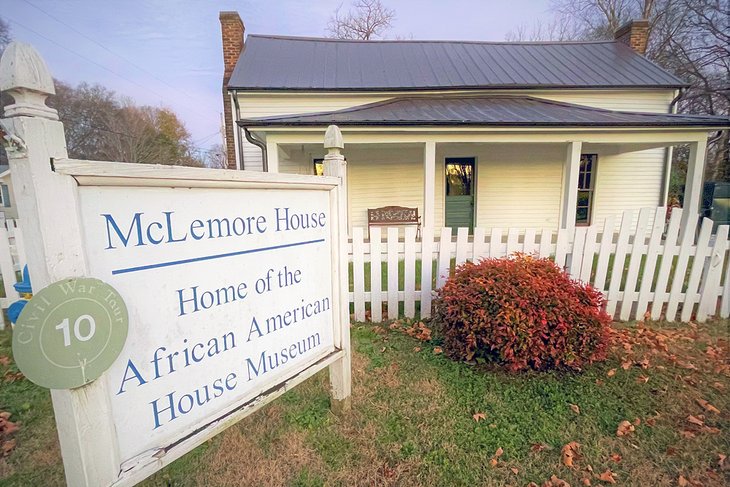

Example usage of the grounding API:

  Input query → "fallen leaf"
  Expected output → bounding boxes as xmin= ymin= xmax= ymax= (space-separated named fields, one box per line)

xmin=638 ymin=358 xmax=650 ymax=369
xmin=646 ymin=417 xmax=656 ymax=427
xmin=633 ymin=418 xmax=641 ymax=426
xmin=561 ymin=441 xmax=581 ymax=468
xmin=472 ymin=412 xmax=486 ymax=422
xmin=687 ymin=415 xmax=704 ymax=427
xmin=510 ymin=467 xmax=519 ymax=474
xmin=621 ymin=360 xmax=632 ymax=370
xmin=636 ymin=375 xmax=649 ymax=384
xmin=570 ymin=404 xmax=581 ymax=414
xmin=489 ymin=458 xmax=498 ymax=467
xmin=680 ymin=430 xmax=696 ymax=439
xmin=1 ymin=439 xmax=16 ymax=457
xmin=546 ymin=474 xmax=571 ymax=487
xmin=598 ymin=470 xmax=616 ymax=484
xmin=696 ymin=398 xmax=720 ymax=414
xmin=433 ymin=347 xmax=443 ymax=355
xmin=718 ymin=453 xmax=726 ymax=469
xmin=607 ymin=368 xmax=616 ymax=377
xmin=582 ymin=478 xmax=592 ymax=486
xmin=0 ymin=356 xmax=10 ymax=367
xmin=413 ymin=347 xmax=421 ymax=352
xmin=380 ymin=347 xmax=386 ymax=352
xmin=495 ymin=447 xmax=504 ymax=458
xmin=531 ymin=443 xmax=549 ymax=453
xmin=609 ymin=453 xmax=622 ymax=463
xmin=678 ymin=475 xmax=688 ymax=487
xmin=616 ymin=420 xmax=635 ymax=436
xmin=489 ymin=423 xmax=497 ymax=428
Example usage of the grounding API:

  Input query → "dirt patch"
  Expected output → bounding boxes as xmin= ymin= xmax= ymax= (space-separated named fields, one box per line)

xmin=194 ymin=421 xmax=325 ymax=487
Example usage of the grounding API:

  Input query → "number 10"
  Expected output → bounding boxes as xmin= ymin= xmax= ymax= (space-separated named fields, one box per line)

xmin=55 ymin=315 xmax=96 ymax=347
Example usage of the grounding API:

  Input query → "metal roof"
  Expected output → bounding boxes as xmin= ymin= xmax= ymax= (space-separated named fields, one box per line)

xmin=238 ymin=96 xmax=730 ymax=128
xmin=229 ymin=35 xmax=687 ymax=91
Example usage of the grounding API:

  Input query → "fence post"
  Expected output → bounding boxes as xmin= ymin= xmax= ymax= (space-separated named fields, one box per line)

xmin=0 ymin=42 xmax=120 ymax=485
xmin=323 ymin=125 xmax=351 ymax=412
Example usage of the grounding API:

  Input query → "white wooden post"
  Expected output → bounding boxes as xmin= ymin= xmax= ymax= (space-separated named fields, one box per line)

xmin=423 ymin=141 xmax=436 ymax=231
xmin=266 ymin=139 xmax=279 ymax=173
xmin=681 ymin=138 xmax=707 ymax=232
xmin=559 ymin=141 xmax=582 ymax=233
xmin=323 ymin=125 xmax=351 ymax=412
xmin=0 ymin=42 xmax=120 ymax=486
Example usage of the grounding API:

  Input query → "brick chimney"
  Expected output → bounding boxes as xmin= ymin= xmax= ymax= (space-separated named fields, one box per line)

xmin=614 ymin=19 xmax=649 ymax=55
xmin=220 ymin=11 xmax=244 ymax=170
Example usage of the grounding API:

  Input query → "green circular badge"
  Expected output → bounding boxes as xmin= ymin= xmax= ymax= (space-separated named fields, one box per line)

xmin=12 ymin=277 xmax=128 ymax=389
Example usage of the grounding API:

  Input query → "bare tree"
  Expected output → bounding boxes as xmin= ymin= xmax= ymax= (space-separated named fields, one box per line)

xmin=510 ymin=0 xmax=729 ymax=184
xmin=203 ymin=143 xmax=228 ymax=169
xmin=506 ymin=14 xmax=582 ymax=41
xmin=327 ymin=0 xmax=395 ymax=40
xmin=0 ymin=17 xmax=10 ymax=53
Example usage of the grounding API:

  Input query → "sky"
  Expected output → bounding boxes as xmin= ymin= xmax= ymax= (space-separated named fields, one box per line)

xmin=2 ymin=0 xmax=553 ymax=152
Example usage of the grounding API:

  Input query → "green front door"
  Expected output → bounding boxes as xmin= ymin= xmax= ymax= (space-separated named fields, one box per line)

xmin=445 ymin=158 xmax=475 ymax=234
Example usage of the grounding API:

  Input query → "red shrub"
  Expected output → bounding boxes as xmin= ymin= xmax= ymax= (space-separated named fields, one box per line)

xmin=433 ymin=254 xmax=611 ymax=371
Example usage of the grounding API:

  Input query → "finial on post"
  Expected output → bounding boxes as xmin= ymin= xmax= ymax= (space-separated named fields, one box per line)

xmin=324 ymin=125 xmax=344 ymax=155
xmin=0 ymin=41 xmax=58 ymax=120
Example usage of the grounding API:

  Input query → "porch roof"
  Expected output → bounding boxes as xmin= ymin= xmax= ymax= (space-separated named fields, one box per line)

xmin=238 ymin=96 xmax=730 ymax=129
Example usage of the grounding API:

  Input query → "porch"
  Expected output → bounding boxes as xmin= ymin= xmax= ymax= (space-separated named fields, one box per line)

xmin=265 ymin=134 xmax=710 ymax=236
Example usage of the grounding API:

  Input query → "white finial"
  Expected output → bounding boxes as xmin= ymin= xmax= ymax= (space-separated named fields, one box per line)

xmin=0 ymin=41 xmax=58 ymax=120
xmin=324 ymin=125 xmax=344 ymax=151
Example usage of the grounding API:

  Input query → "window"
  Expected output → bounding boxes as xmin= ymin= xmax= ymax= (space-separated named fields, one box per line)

xmin=313 ymin=158 xmax=324 ymax=176
xmin=576 ymin=154 xmax=597 ymax=225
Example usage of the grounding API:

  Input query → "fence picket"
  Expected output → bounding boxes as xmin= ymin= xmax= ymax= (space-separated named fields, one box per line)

xmin=473 ymin=227 xmax=487 ymax=261
xmin=606 ymin=210 xmax=633 ymax=317
xmin=721 ymin=239 xmax=730 ymax=319
xmin=387 ymin=227 xmax=399 ymax=320
xmin=619 ymin=208 xmax=651 ymax=320
xmin=698 ymin=225 xmax=728 ymax=322
xmin=680 ymin=218 xmax=713 ymax=322
xmin=523 ymin=228 xmax=536 ymax=255
xmin=455 ymin=228 xmax=469 ymax=265
xmin=420 ymin=228 xmax=434 ymax=318
xmin=593 ymin=215 xmax=615 ymax=290
xmin=369 ymin=227 xmax=383 ymax=322
xmin=554 ymin=229 xmax=570 ymax=270
xmin=538 ymin=228 xmax=552 ymax=258
xmin=666 ymin=216 xmax=699 ymax=321
xmin=506 ymin=228 xmax=519 ymax=255
xmin=436 ymin=227 xmax=452 ymax=289
xmin=579 ymin=225 xmax=598 ymax=283
xmin=635 ymin=208 xmax=667 ymax=319
xmin=13 ymin=225 xmax=27 ymax=270
xmin=489 ymin=228 xmax=503 ymax=257
xmin=404 ymin=227 xmax=417 ymax=318
xmin=569 ymin=227 xmax=587 ymax=278
xmin=352 ymin=227 xmax=366 ymax=321
xmin=651 ymin=209 xmax=683 ymax=320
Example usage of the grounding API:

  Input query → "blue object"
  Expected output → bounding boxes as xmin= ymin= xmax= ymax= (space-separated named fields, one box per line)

xmin=7 ymin=299 xmax=27 ymax=324
xmin=13 ymin=265 xmax=31 ymax=294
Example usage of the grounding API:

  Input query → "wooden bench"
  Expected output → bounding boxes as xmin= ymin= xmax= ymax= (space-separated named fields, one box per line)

xmin=367 ymin=206 xmax=421 ymax=238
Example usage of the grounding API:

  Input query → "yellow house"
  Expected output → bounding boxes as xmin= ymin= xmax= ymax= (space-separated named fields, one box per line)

xmin=219 ymin=12 xmax=729 ymax=234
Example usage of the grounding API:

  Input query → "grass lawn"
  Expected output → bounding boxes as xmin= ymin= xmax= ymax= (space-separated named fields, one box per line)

xmin=1 ymin=319 xmax=728 ymax=486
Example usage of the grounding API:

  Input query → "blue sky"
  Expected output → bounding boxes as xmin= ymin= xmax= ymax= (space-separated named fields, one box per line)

xmin=3 ymin=0 xmax=552 ymax=151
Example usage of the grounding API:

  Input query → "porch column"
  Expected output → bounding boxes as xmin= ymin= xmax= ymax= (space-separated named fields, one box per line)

xmin=423 ymin=141 xmax=436 ymax=231
xmin=266 ymin=140 xmax=279 ymax=173
xmin=681 ymin=137 xmax=708 ymax=231
xmin=560 ymin=141 xmax=582 ymax=233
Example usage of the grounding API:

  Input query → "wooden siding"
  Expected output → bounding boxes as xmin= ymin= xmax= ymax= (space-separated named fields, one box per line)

xmin=237 ymin=89 xmax=675 ymax=170
xmin=593 ymin=148 xmax=665 ymax=226
xmin=346 ymin=145 xmax=424 ymax=231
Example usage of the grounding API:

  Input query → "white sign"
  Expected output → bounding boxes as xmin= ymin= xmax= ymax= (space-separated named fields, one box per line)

xmin=78 ymin=185 xmax=339 ymax=462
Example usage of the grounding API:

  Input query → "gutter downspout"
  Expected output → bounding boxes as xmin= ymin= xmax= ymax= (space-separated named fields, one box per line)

xmin=243 ymin=127 xmax=267 ymax=172
xmin=661 ymin=88 xmax=685 ymax=206
xmin=231 ymin=90 xmax=247 ymax=170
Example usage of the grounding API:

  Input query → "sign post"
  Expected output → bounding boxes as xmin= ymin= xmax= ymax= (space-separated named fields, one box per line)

xmin=1 ymin=42 xmax=351 ymax=486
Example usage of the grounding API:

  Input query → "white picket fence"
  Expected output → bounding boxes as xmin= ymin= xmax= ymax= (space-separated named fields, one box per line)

xmin=348 ymin=207 xmax=730 ymax=324
xmin=0 ymin=219 xmax=26 ymax=329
